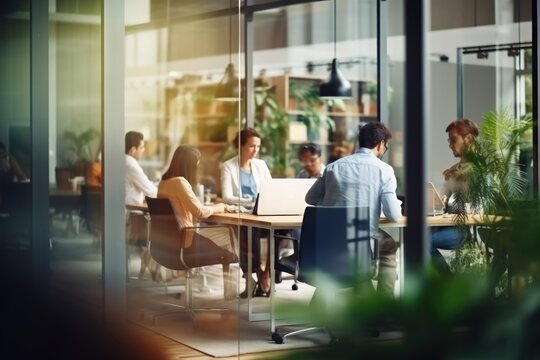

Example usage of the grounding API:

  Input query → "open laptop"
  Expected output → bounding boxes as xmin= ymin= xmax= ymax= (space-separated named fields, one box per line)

xmin=426 ymin=182 xmax=446 ymax=216
xmin=253 ymin=178 xmax=317 ymax=216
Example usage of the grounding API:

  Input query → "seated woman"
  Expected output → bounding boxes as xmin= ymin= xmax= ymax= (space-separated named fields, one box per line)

xmin=158 ymin=145 xmax=238 ymax=269
xmin=221 ymin=128 xmax=272 ymax=297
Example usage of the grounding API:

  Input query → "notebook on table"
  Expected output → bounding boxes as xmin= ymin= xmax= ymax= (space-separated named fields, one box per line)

xmin=252 ymin=178 xmax=317 ymax=216
xmin=426 ymin=182 xmax=446 ymax=216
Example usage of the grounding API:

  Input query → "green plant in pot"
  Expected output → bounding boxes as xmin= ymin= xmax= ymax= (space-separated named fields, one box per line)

xmin=450 ymin=109 xmax=532 ymax=293
xmin=290 ymin=81 xmax=335 ymax=141
xmin=62 ymin=128 xmax=100 ymax=177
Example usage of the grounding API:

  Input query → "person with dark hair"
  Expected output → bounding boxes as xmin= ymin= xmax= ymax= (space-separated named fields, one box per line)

xmin=430 ymin=118 xmax=480 ymax=275
xmin=0 ymin=142 xmax=27 ymax=182
xmin=221 ymin=127 xmax=271 ymax=206
xmin=125 ymin=131 xmax=157 ymax=205
xmin=296 ymin=142 xmax=325 ymax=179
xmin=159 ymin=145 xmax=237 ymax=257
xmin=221 ymin=127 xmax=273 ymax=297
xmin=0 ymin=142 xmax=28 ymax=211
xmin=125 ymin=131 xmax=158 ymax=279
xmin=305 ymin=121 xmax=402 ymax=298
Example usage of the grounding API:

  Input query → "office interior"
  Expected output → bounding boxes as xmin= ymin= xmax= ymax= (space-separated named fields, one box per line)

xmin=0 ymin=0 xmax=537 ymax=357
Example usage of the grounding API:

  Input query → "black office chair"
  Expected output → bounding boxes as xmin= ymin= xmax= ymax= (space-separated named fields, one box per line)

xmin=80 ymin=184 xmax=103 ymax=248
xmin=144 ymin=196 xmax=237 ymax=323
xmin=274 ymin=230 xmax=300 ymax=290
xmin=272 ymin=205 xmax=377 ymax=344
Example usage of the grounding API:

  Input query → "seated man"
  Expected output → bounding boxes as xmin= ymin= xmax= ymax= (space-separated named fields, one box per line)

xmin=305 ymin=122 xmax=402 ymax=298
xmin=125 ymin=131 xmax=158 ymax=279
xmin=431 ymin=118 xmax=479 ymax=275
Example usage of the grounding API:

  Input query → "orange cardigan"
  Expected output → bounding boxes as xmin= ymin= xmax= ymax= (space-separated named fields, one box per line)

xmin=158 ymin=177 xmax=223 ymax=247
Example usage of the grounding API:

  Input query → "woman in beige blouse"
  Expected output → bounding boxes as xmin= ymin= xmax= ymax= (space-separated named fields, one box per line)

xmin=158 ymin=145 xmax=237 ymax=260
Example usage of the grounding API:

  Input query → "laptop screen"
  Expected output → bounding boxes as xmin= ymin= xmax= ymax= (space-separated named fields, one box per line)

xmin=253 ymin=178 xmax=317 ymax=216
xmin=426 ymin=182 xmax=445 ymax=215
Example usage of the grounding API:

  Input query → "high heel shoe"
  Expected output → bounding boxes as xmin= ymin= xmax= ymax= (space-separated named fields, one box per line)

xmin=239 ymin=277 xmax=256 ymax=298
xmin=252 ymin=282 xmax=269 ymax=297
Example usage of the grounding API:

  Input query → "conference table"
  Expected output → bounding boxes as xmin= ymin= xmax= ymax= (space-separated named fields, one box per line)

xmin=208 ymin=211 xmax=490 ymax=335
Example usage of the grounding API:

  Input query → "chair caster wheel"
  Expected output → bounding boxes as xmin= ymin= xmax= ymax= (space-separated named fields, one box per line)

xmin=291 ymin=283 xmax=298 ymax=291
xmin=272 ymin=332 xmax=284 ymax=344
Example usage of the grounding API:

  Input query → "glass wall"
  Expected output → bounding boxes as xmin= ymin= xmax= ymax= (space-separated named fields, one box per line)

xmin=426 ymin=0 xmax=533 ymax=285
xmin=48 ymin=0 xmax=104 ymax=309
xmin=0 ymin=0 xmax=32 ymax=272
xmin=125 ymin=1 xmax=244 ymax=355
xmin=427 ymin=0 xmax=532 ymax=192
xmin=5 ymin=0 xmax=538 ymax=357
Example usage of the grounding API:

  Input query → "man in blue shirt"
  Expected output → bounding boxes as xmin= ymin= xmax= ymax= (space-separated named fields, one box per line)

xmin=305 ymin=121 xmax=402 ymax=298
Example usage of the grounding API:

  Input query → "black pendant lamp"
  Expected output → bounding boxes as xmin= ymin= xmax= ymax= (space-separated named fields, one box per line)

xmin=319 ymin=0 xmax=352 ymax=99
xmin=215 ymin=1 xmax=239 ymax=102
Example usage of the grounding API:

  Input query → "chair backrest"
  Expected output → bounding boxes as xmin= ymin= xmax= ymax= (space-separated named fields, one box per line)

xmin=80 ymin=184 xmax=103 ymax=235
xmin=145 ymin=196 xmax=235 ymax=271
xmin=298 ymin=206 xmax=372 ymax=287
xmin=145 ymin=196 xmax=186 ymax=271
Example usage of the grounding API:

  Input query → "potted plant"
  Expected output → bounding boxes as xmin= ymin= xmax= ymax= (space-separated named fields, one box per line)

xmin=450 ymin=108 xmax=532 ymax=293
xmin=57 ymin=128 xmax=100 ymax=187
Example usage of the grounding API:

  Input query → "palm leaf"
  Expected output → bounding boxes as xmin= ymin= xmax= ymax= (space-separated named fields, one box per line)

xmin=452 ymin=108 xmax=532 ymax=227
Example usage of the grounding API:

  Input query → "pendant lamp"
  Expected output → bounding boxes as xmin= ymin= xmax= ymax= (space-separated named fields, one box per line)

xmin=319 ymin=0 xmax=352 ymax=99
xmin=215 ymin=1 xmax=239 ymax=102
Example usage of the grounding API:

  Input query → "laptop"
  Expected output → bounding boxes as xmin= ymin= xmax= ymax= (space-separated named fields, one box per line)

xmin=252 ymin=178 xmax=317 ymax=216
xmin=426 ymin=182 xmax=446 ymax=216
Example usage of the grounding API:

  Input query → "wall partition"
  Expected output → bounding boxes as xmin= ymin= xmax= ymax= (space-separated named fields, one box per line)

xmin=3 ymin=0 xmax=539 ymax=357
xmin=124 ymin=1 xmax=244 ymax=356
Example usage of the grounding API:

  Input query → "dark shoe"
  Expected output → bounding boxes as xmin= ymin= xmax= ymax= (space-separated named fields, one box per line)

xmin=253 ymin=282 xmax=269 ymax=297
xmin=239 ymin=288 xmax=249 ymax=299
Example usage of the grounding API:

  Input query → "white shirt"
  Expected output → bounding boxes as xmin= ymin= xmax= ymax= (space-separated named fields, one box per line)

xmin=221 ymin=156 xmax=272 ymax=205
xmin=125 ymin=154 xmax=157 ymax=205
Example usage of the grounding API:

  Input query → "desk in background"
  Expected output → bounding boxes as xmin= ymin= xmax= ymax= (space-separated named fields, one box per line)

xmin=49 ymin=185 xmax=82 ymax=235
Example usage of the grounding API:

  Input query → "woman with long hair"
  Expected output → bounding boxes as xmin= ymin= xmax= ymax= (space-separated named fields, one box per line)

xmin=159 ymin=145 xmax=237 ymax=258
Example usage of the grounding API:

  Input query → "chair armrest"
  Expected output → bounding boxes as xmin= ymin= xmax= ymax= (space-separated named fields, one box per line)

xmin=274 ymin=234 xmax=298 ymax=242
xmin=274 ymin=233 xmax=299 ymax=258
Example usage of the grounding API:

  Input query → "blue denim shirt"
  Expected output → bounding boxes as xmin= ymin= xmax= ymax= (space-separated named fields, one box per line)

xmin=305 ymin=147 xmax=402 ymax=236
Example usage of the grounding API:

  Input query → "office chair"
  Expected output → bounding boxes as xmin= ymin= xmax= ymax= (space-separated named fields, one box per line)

xmin=80 ymin=184 xmax=103 ymax=248
xmin=144 ymin=196 xmax=237 ymax=323
xmin=271 ymin=205 xmax=377 ymax=344
xmin=274 ymin=232 xmax=300 ymax=291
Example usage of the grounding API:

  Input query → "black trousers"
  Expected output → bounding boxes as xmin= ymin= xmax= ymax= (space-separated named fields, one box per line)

xmin=238 ymin=226 xmax=267 ymax=274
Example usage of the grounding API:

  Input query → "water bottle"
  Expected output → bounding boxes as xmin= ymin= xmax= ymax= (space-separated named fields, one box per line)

xmin=196 ymin=184 xmax=204 ymax=203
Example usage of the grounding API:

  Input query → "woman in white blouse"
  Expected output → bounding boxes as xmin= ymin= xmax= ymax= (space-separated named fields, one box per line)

xmin=221 ymin=128 xmax=272 ymax=297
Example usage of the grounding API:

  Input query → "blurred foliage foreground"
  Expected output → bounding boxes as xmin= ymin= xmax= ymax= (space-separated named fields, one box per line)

xmin=278 ymin=199 xmax=540 ymax=359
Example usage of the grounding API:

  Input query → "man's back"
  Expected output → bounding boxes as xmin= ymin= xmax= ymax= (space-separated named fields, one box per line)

xmin=306 ymin=148 xmax=401 ymax=235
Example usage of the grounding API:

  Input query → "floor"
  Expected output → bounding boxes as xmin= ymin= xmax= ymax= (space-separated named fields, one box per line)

xmin=45 ymin=214 xmax=408 ymax=359
xmin=47 ymin=217 xmax=306 ymax=359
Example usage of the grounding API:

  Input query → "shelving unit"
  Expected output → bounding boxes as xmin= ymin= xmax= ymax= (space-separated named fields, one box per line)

xmin=164 ymin=81 xmax=235 ymax=195
xmin=265 ymin=74 xmax=377 ymax=171
xmin=164 ymin=74 xmax=378 ymax=186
